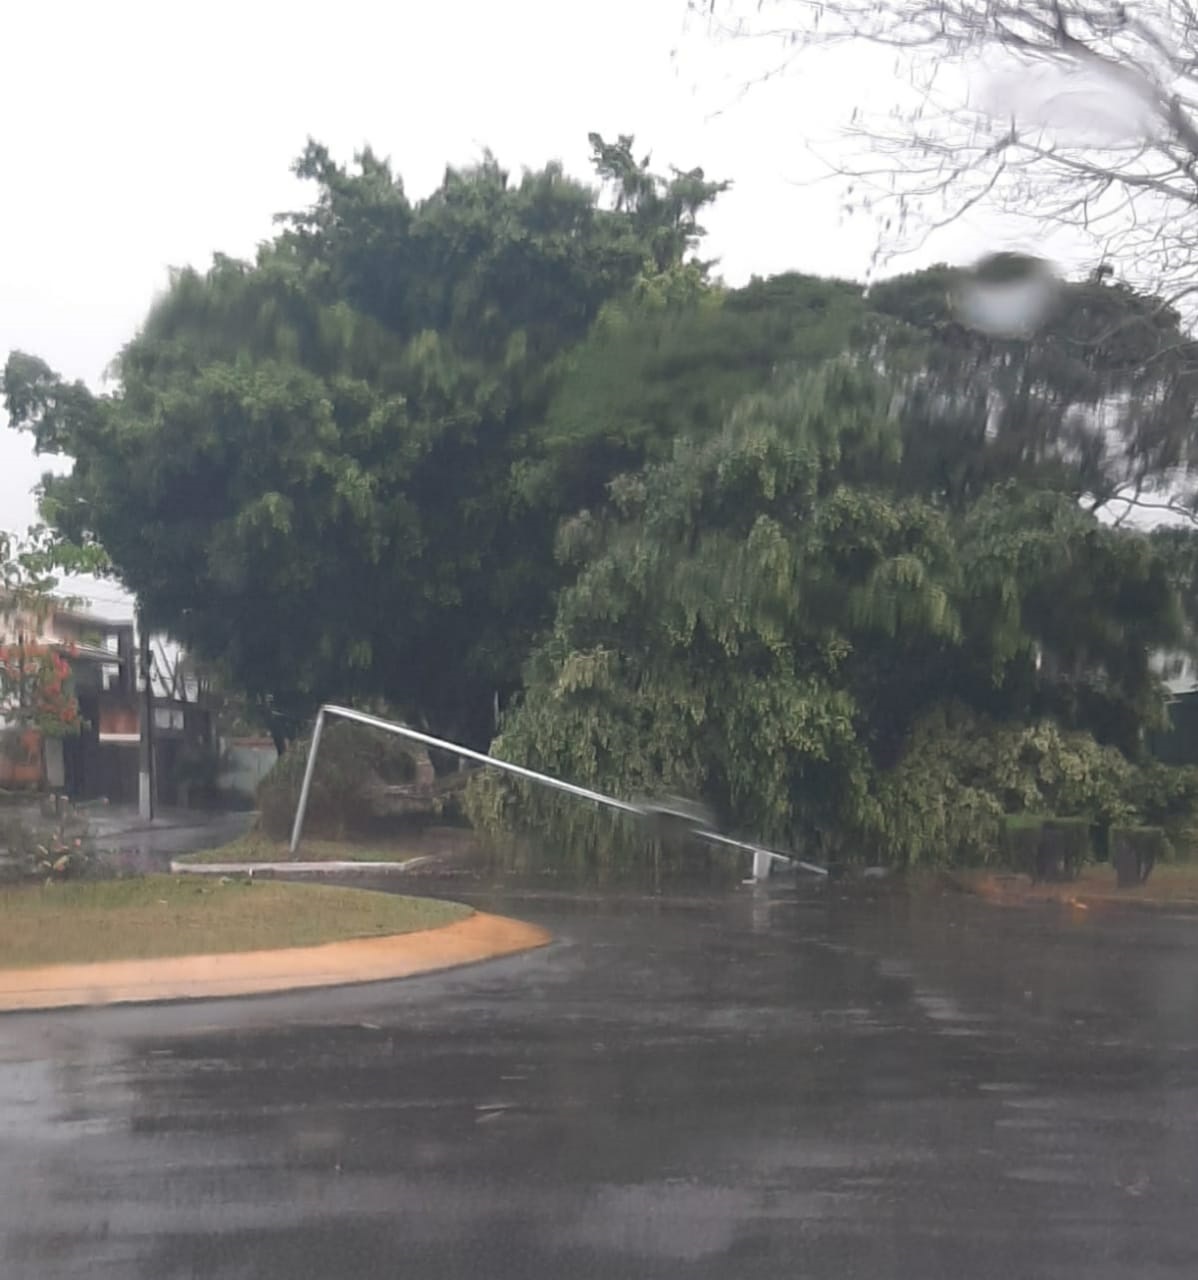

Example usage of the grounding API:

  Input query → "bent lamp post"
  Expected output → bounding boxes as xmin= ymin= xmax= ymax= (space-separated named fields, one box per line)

xmin=289 ymin=704 xmax=827 ymax=883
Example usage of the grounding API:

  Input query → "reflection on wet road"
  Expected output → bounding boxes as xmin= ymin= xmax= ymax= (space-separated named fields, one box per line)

xmin=2 ymin=884 xmax=1197 ymax=1278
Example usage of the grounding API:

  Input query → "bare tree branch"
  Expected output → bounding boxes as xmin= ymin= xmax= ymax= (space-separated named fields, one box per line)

xmin=700 ymin=2 xmax=1198 ymax=296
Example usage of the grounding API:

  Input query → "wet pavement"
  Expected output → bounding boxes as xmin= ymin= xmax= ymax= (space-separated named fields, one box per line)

xmin=2 ymin=801 xmax=252 ymax=875
xmin=87 ymin=806 xmax=254 ymax=871
xmin=2 ymin=881 xmax=1197 ymax=1278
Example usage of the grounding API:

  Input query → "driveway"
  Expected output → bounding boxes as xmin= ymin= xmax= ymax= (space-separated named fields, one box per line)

xmin=1 ymin=882 xmax=1196 ymax=1278
xmin=87 ymin=805 xmax=254 ymax=866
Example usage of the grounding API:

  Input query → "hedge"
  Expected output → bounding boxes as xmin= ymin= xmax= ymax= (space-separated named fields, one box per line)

xmin=1110 ymin=825 xmax=1168 ymax=887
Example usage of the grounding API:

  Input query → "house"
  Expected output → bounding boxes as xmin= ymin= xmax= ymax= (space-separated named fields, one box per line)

xmin=0 ymin=596 xmax=142 ymax=799
xmin=2 ymin=591 xmax=227 ymax=808
xmin=1149 ymin=650 xmax=1198 ymax=766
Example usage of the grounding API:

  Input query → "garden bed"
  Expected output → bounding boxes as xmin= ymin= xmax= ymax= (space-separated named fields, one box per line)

xmin=942 ymin=862 xmax=1198 ymax=909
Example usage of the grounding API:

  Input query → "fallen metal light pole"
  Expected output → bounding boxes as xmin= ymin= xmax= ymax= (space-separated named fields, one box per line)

xmin=289 ymin=703 xmax=827 ymax=882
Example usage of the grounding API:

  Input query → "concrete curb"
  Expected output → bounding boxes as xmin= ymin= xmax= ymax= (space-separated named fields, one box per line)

xmin=169 ymin=857 xmax=434 ymax=876
xmin=0 ymin=911 xmax=551 ymax=1013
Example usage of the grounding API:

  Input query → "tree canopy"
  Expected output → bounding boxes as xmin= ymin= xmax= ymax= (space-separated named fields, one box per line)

xmin=4 ymin=136 xmax=727 ymax=747
xmin=871 ymin=264 xmax=1198 ymax=518
xmin=470 ymin=359 xmax=1184 ymax=864
xmin=7 ymin=131 xmax=1198 ymax=865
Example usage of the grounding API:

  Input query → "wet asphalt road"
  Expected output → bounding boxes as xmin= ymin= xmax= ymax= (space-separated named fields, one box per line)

xmin=2 ymin=881 xmax=1197 ymax=1279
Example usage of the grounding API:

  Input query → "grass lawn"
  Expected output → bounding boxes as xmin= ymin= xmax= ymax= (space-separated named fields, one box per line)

xmin=0 ymin=875 xmax=471 ymax=969
xmin=176 ymin=831 xmax=462 ymax=865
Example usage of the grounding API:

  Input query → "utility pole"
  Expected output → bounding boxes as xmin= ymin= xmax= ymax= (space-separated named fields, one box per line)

xmin=137 ymin=608 xmax=156 ymax=822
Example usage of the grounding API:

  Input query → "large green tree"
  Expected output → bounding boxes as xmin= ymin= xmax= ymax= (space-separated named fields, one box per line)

xmin=517 ymin=271 xmax=874 ymax=517
xmin=870 ymin=264 xmax=1198 ymax=517
xmin=471 ymin=359 xmax=1183 ymax=864
xmin=4 ymin=136 xmax=727 ymax=749
xmin=518 ymin=257 xmax=1198 ymax=534
xmin=8 ymin=122 xmax=1195 ymax=867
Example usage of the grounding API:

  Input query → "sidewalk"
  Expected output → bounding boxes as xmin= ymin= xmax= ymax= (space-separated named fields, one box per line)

xmin=86 ymin=804 xmax=253 ymax=842
xmin=171 ymin=856 xmax=435 ymax=876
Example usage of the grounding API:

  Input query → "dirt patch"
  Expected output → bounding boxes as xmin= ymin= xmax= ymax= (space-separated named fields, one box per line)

xmin=940 ymin=864 xmax=1198 ymax=911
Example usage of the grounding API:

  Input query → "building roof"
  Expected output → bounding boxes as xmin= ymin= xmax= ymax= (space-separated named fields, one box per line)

xmin=44 ymin=604 xmax=134 ymax=633
xmin=70 ymin=642 xmax=124 ymax=664
xmin=0 ymin=590 xmax=132 ymax=634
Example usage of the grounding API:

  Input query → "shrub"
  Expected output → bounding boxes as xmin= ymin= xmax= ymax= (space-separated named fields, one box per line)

xmin=0 ymin=797 xmax=96 ymax=882
xmin=1125 ymin=762 xmax=1198 ymax=844
xmin=868 ymin=707 xmax=1134 ymax=866
xmin=1090 ymin=822 xmax=1111 ymax=862
xmin=257 ymin=717 xmax=418 ymax=839
xmin=998 ymin=814 xmax=1093 ymax=879
xmin=1040 ymin=817 xmax=1091 ymax=881
xmin=1111 ymin=825 xmax=1168 ymax=886
xmin=1000 ymin=814 xmax=1045 ymax=875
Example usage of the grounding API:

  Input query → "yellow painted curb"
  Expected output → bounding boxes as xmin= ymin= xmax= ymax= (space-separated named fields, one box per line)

xmin=0 ymin=911 xmax=551 ymax=1013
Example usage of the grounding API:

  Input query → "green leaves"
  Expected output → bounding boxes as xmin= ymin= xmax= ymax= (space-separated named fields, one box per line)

xmin=7 ymin=131 xmax=1194 ymax=860
xmin=873 ymin=266 xmax=1198 ymax=512
xmin=474 ymin=363 xmax=940 ymax=852
xmin=3 ymin=134 xmax=728 ymax=747
xmin=868 ymin=708 xmax=1143 ymax=867
xmin=477 ymin=346 xmax=1188 ymax=867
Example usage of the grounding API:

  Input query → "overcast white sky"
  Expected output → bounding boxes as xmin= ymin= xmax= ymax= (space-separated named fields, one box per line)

xmin=1 ymin=0 xmax=1067 ymax=617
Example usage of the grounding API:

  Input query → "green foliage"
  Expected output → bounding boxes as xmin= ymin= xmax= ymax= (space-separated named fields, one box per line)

xmin=1000 ymin=815 xmax=1046 ymax=875
xmin=1124 ymin=761 xmax=1198 ymax=849
xmin=518 ymin=272 xmax=875 ymax=515
xmin=1 ymin=524 xmax=107 ymax=604
xmin=871 ymin=268 xmax=1198 ymax=512
xmin=863 ymin=707 xmax=1198 ymax=866
xmin=998 ymin=814 xmax=1099 ymax=879
xmin=868 ymin=709 xmax=1135 ymax=866
xmin=871 ymin=711 xmax=1007 ymax=867
xmin=0 ymin=796 xmax=95 ymax=883
xmin=473 ymin=362 xmax=962 ymax=860
xmin=4 ymin=135 xmax=726 ymax=748
xmin=1115 ymin=825 xmax=1170 ymax=858
xmin=1150 ymin=526 xmax=1198 ymax=657
xmin=256 ymin=718 xmax=418 ymax=840
xmin=1040 ymin=819 xmax=1093 ymax=880
xmin=0 ymin=529 xmax=88 ymax=745
xmin=475 ymin=348 xmax=1187 ymax=869
xmin=923 ymin=486 xmax=1182 ymax=756
xmin=1112 ymin=825 xmax=1169 ymax=883
xmin=8 ymin=130 xmax=1198 ymax=875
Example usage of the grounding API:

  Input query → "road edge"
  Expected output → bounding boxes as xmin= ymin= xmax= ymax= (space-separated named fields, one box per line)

xmin=0 ymin=911 xmax=551 ymax=1013
xmin=169 ymin=857 xmax=435 ymax=875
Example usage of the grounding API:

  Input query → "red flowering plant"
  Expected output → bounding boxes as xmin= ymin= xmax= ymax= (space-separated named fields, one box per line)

xmin=2 ymin=527 xmax=102 ymax=879
xmin=2 ymin=526 xmax=92 ymax=751
xmin=0 ymin=640 xmax=83 ymax=745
